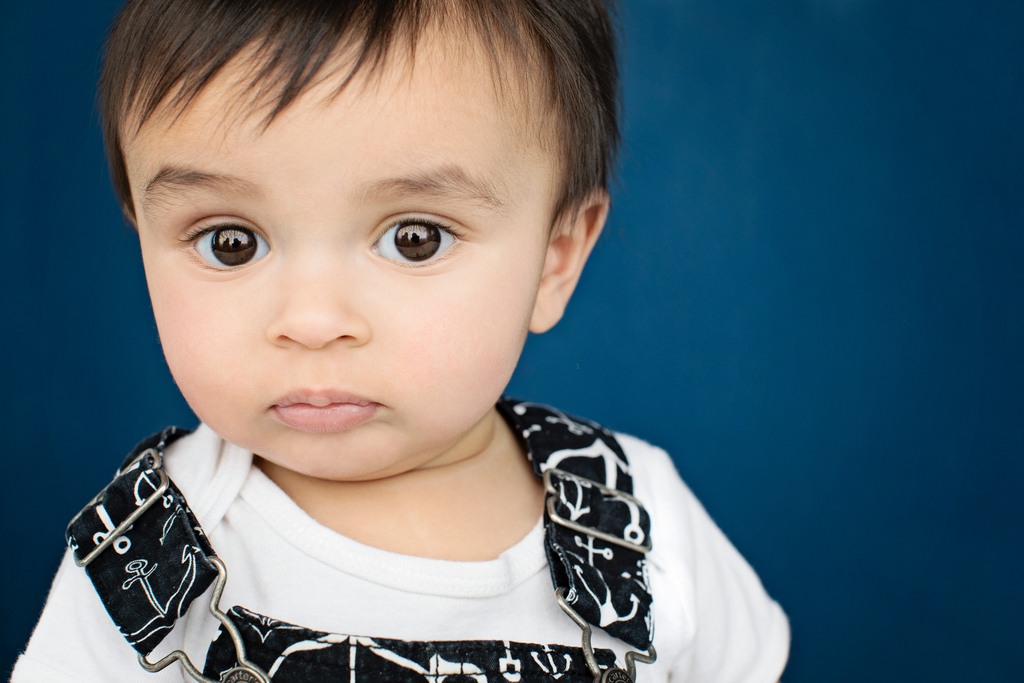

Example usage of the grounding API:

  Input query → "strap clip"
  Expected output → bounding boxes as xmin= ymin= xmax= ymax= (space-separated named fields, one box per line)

xmin=543 ymin=467 xmax=652 ymax=554
xmin=555 ymin=588 xmax=656 ymax=682
xmin=74 ymin=448 xmax=169 ymax=568
xmin=139 ymin=556 xmax=269 ymax=683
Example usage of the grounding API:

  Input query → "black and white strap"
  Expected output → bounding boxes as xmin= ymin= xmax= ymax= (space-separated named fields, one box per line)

xmin=498 ymin=401 xmax=654 ymax=653
xmin=66 ymin=426 xmax=219 ymax=656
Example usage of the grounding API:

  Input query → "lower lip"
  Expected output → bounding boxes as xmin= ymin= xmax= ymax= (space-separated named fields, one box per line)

xmin=272 ymin=402 xmax=379 ymax=433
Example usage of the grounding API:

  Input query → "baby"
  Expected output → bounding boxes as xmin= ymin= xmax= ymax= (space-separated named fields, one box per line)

xmin=13 ymin=1 xmax=789 ymax=681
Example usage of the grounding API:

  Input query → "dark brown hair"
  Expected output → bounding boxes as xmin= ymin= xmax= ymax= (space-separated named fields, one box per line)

xmin=99 ymin=0 xmax=620 ymax=222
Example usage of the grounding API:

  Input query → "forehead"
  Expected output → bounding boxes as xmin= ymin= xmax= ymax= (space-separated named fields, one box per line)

xmin=122 ymin=29 xmax=558 ymax=217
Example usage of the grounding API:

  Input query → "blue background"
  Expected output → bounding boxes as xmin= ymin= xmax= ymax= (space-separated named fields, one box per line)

xmin=2 ymin=1 xmax=1022 ymax=680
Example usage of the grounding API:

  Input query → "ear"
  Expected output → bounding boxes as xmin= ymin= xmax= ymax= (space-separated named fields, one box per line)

xmin=530 ymin=191 xmax=609 ymax=334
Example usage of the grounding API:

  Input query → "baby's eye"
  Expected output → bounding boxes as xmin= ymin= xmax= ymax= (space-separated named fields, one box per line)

xmin=374 ymin=220 xmax=457 ymax=265
xmin=194 ymin=226 xmax=269 ymax=268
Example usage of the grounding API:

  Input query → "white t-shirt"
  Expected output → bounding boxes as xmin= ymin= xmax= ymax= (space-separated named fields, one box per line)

xmin=13 ymin=424 xmax=789 ymax=682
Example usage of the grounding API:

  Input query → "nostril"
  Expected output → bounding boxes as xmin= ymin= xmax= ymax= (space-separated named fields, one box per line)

xmin=267 ymin=308 xmax=371 ymax=350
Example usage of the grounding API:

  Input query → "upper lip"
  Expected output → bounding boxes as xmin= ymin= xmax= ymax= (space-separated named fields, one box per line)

xmin=272 ymin=390 xmax=377 ymax=408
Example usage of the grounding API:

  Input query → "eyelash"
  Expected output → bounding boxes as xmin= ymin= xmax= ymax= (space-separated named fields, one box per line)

xmin=378 ymin=217 xmax=463 ymax=239
xmin=179 ymin=223 xmax=247 ymax=244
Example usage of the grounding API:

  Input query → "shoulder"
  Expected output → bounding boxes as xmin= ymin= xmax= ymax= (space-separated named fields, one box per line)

xmin=613 ymin=431 xmax=681 ymax=491
xmin=612 ymin=431 xmax=703 ymax=533
xmin=16 ymin=425 xmax=249 ymax=681
xmin=611 ymin=428 xmax=791 ymax=682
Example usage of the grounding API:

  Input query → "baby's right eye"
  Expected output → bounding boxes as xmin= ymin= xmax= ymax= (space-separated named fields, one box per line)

xmin=193 ymin=225 xmax=269 ymax=268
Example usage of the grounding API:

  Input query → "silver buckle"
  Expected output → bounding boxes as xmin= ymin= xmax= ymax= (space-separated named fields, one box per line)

xmin=556 ymin=588 xmax=657 ymax=682
xmin=542 ymin=468 xmax=652 ymax=554
xmin=139 ymin=556 xmax=270 ymax=683
xmin=75 ymin=448 xmax=169 ymax=568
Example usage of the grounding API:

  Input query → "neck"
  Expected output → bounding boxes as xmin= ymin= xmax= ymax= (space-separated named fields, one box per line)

xmin=255 ymin=407 xmax=544 ymax=561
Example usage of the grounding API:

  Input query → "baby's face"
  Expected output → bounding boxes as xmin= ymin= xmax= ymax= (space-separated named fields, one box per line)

xmin=122 ymin=36 xmax=578 ymax=481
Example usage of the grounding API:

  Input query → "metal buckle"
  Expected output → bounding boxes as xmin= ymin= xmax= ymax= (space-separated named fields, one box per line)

xmin=139 ymin=556 xmax=269 ymax=683
xmin=542 ymin=468 xmax=652 ymax=554
xmin=75 ymin=448 xmax=170 ymax=568
xmin=555 ymin=588 xmax=656 ymax=682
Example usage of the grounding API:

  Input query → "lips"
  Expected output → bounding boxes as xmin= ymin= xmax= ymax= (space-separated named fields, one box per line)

xmin=271 ymin=391 xmax=380 ymax=433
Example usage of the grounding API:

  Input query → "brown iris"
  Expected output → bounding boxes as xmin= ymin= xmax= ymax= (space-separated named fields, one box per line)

xmin=393 ymin=223 xmax=442 ymax=261
xmin=211 ymin=228 xmax=258 ymax=266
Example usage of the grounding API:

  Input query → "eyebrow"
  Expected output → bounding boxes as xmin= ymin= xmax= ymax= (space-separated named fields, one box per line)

xmin=141 ymin=163 xmax=509 ymax=215
xmin=357 ymin=165 xmax=509 ymax=213
xmin=142 ymin=166 xmax=260 ymax=215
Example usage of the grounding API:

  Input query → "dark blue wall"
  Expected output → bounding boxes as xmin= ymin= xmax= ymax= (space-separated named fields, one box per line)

xmin=3 ymin=2 xmax=1022 ymax=680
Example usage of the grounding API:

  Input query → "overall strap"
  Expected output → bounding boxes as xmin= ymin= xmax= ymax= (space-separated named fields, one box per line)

xmin=497 ymin=400 xmax=654 ymax=652
xmin=66 ymin=426 xmax=218 ymax=657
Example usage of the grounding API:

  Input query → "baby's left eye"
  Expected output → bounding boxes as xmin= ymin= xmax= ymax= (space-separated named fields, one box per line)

xmin=374 ymin=220 xmax=457 ymax=265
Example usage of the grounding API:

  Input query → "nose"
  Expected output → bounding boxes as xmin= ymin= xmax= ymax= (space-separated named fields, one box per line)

xmin=265 ymin=265 xmax=372 ymax=350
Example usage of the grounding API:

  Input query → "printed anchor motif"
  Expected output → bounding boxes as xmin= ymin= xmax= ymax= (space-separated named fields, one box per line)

xmin=203 ymin=606 xmax=618 ymax=682
xmin=546 ymin=470 xmax=651 ymax=636
xmin=122 ymin=542 xmax=202 ymax=645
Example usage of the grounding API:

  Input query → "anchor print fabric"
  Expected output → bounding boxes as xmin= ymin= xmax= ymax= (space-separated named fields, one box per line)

xmin=65 ymin=426 xmax=217 ymax=656
xmin=203 ymin=606 xmax=618 ymax=682
xmin=498 ymin=401 xmax=654 ymax=651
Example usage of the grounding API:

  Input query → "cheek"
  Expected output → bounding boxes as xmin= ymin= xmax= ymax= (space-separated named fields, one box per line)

xmin=412 ymin=261 xmax=541 ymax=391
xmin=145 ymin=269 xmax=257 ymax=409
